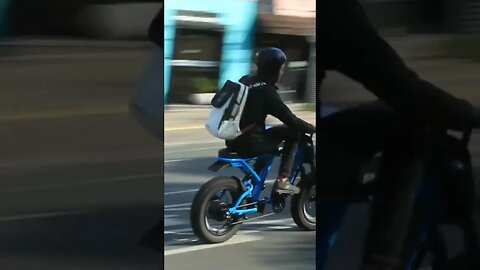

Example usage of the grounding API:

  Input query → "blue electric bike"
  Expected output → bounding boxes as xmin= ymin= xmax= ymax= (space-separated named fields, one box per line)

xmin=190 ymin=133 xmax=316 ymax=243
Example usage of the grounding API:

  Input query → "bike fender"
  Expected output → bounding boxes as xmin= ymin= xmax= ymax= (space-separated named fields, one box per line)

xmin=208 ymin=160 xmax=231 ymax=172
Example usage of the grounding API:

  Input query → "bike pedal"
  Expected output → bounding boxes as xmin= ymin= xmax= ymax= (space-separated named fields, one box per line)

xmin=257 ymin=202 xmax=266 ymax=213
xmin=271 ymin=193 xmax=286 ymax=214
xmin=272 ymin=201 xmax=285 ymax=213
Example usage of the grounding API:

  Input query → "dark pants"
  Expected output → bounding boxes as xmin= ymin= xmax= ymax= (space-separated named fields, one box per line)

xmin=317 ymin=102 xmax=429 ymax=269
xmin=226 ymin=125 xmax=300 ymax=178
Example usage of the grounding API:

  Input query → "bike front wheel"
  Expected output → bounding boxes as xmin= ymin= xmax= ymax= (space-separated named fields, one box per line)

xmin=291 ymin=173 xmax=316 ymax=230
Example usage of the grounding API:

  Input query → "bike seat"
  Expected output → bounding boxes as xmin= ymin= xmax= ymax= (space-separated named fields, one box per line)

xmin=218 ymin=148 xmax=248 ymax=159
xmin=218 ymin=147 xmax=281 ymax=159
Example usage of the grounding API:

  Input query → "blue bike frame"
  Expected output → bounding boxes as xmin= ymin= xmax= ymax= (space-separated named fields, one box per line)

xmin=216 ymin=146 xmax=305 ymax=217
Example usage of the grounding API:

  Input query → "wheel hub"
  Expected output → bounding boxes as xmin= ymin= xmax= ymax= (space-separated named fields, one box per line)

xmin=207 ymin=199 xmax=229 ymax=222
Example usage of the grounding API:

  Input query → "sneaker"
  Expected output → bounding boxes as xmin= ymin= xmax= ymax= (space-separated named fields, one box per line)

xmin=274 ymin=180 xmax=300 ymax=195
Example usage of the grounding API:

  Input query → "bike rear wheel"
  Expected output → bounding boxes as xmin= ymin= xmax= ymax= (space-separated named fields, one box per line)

xmin=190 ymin=176 xmax=243 ymax=243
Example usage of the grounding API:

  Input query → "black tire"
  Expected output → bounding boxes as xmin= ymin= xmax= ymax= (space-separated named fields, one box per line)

xmin=291 ymin=173 xmax=316 ymax=231
xmin=190 ymin=177 xmax=243 ymax=243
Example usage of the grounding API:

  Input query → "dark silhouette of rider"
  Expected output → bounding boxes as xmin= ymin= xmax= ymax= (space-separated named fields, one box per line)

xmin=317 ymin=1 xmax=480 ymax=269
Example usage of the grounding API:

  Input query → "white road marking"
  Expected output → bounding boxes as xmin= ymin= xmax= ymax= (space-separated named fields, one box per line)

xmin=237 ymin=230 xmax=261 ymax=234
xmin=165 ymin=159 xmax=187 ymax=163
xmin=164 ymin=235 xmax=263 ymax=256
xmin=165 ymin=203 xmax=192 ymax=209
xmin=164 ymin=214 xmax=194 ymax=227
xmin=267 ymin=226 xmax=295 ymax=230
xmin=165 ymin=207 xmax=190 ymax=212
xmin=244 ymin=218 xmax=294 ymax=225
xmin=165 ymin=217 xmax=186 ymax=227
xmin=165 ymin=189 xmax=199 ymax=195
xmin=0 ymin=173 xmax=163 ymax=193
xmin=165 ymin=228 xmax=192 ymax=234
xmin=0 ymin=211 xmax=81 ymax=222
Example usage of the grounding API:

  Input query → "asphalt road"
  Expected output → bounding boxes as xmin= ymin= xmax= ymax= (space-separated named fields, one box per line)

xmin=164 ymin=141 xmax=316 ymax=270
xmin=0 ymin=113 xmax=163 ymax=270
xmin=164 ymin=132 xmax=480 ymax=270
xmin=2 ymin=111 xmax=480 ymax=270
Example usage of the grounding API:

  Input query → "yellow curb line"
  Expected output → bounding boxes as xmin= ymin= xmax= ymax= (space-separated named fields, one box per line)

xmin=165 ymin=125 xmax=205 ymax=131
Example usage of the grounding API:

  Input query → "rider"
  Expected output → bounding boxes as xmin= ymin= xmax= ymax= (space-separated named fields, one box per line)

xmin=225 ymin=47 xmax=315 ymax=195
xmin=317 ymin=1 xmax=480 ymax=269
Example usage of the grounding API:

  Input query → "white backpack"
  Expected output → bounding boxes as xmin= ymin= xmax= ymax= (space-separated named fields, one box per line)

xmin=205 ymin=80 xmax=265 ymax=140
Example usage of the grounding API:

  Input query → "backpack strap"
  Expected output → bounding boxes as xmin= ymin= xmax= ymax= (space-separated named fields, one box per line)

xmin=234 ymin=83 xmax=249 ymax=119
xmin=236 ymin=82 xmax=266 ymax=134
xmin=221 ymin=84 xmax=241 ymax=123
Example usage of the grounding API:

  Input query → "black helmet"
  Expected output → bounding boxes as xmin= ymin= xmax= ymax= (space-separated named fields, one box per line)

xmin=255 ymin=47 xmax=287 ymax=84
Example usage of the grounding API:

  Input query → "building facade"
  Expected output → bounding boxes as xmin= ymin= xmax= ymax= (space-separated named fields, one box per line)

xmin=256 ymin=0 xmax=316 ymax=103
xmin=164 ymin=0 xmax=258 ymax=104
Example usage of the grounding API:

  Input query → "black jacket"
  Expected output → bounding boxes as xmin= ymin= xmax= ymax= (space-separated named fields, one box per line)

xmin=318 ymin=0 xmax=478 ymax=130
xmin=238 ymin=75 xmax=315 ymax=134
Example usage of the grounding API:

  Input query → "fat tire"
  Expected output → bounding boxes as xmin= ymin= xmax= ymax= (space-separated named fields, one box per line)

xmin=291 ymin=173 xmax=316 ymax=231
xmin=190 ymin=176 xmax=243 ymax=243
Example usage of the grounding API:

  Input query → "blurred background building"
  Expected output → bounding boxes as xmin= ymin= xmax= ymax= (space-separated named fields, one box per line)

xmin=163 ymin=0 xmax=316 ymax=105
xmin=1 ymin=0 xmax=480 ymax=107
xmin=163 ymin=0 xmax=258 ymax=104
xmin=362 ymin=0 xmax=480 ymax=34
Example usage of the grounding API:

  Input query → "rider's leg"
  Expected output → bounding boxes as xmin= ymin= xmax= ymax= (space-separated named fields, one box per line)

xmin=264 ymin=125 xmax=301 ymax=194
xmin=226 ymin=125 xmax=301 ymax=194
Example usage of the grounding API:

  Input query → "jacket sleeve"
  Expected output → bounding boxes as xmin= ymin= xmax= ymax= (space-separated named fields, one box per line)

xmin=266 ymin=88 xmax=315 ymax=133
xmin=318 ymin=0 xmax=478 ymax=130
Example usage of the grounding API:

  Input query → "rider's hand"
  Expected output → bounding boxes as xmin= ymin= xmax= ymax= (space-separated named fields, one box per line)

xmin=305 ymin=123 xmax=315 ymax=134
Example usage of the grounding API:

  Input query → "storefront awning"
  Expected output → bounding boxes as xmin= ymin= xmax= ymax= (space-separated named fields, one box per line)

xmin=256 ymin=13 xmax=315 ymax=36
